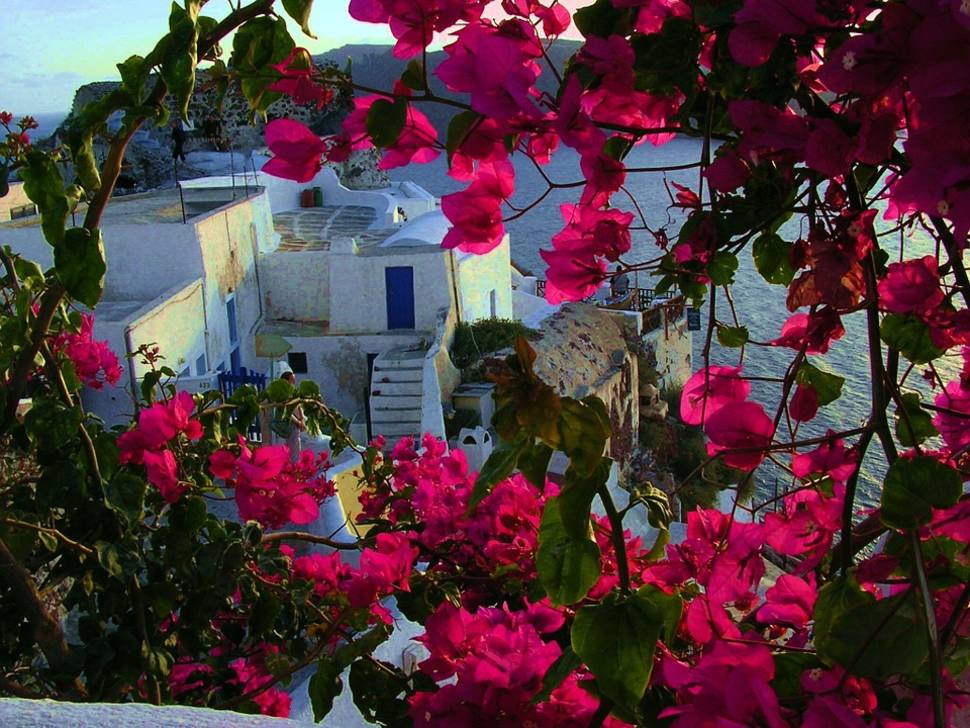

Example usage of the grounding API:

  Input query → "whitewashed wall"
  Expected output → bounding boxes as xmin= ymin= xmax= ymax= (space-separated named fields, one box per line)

xmin=328 ymin=246 xmax=451 ymax=333
xmin=259 ymin=250 xmax=331 ymax=323
xmin=455 ymin=234 xmax=513 ymax=322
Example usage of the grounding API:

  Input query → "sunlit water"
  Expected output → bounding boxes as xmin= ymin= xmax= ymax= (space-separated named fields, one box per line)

xmin=403 ymin=141 xmax=959 ymax=508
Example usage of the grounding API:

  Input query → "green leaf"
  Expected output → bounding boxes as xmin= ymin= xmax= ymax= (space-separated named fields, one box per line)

xmin=817 ymin=589 xmax=929 ymax=680
xmin=0 ymin=164 xmax=9 ymax=197
xmin=533 ymin=646 xmax=582 ymax=705
xmin=282 ymin=0 xmax=316 ymax=38
xmin=894 ymin=393 xmax=938 ymax=447
xmin=117 ymin=55 xmax=149 ymax=104
xmin=54 ymin=227 xmax=106 ymax=307
xmin=630 ymin=17 xmax=701 ymax=95
xmin=518 ymin=441 xmax=554 ymax=489
xmin=20 ymin=150 xmax=69 ymax=245
xmin=24 ymin=399 xmax=81 ymax=453
xmin=366 ymin=97 xmax=408 ymax=148
xmin=772 ymin=652 xmax=822 ymax=705
xmin=814 ymin=574 xmax=872 ymax=650
xmin=265 ymin=378 xmax=294 ymax=402
xmin=308 ymin=658 xmax=344 ymax=722
xmin=104 ymin=474 xmax=146 ymax=522
xmin=571 ymin=587 xmax=674 ymax=710
xmin=707 ymin=250 xmax=738 ymax=286
xmin=159 ymin=2 xmax=199 ymax=120
xmin=558 ymin=396 xmax=611 ymax=476
xmin=795 ymin=361 xmax=844 ymax=406
xmin=468 ymin=431 xmax=529 ymax=511
xmin=95 ymin=541 xmax=128 ymax=579
xmin=880 ymin=456 xmax=962 ymax=530
xmin=880 ymin=314 xmax=943 ymax=364
xmin=752 ymin=233 xmax=795 ymax=285
xmin=401 ymin=59 xmax=427 ymax=91
xmin=559 ymin=457 xmax=611 ymax=540
xmin=297 ymin=379 xmax=320 ymax=397
xmin=230 ymin=16 xmax=295 ymax=110
xmin=250 ymin=591 xmax=282 ymax=636
xmin=574 ymin=0 xmax=632 ymax=38
xmin=349 ymin=659 xmax=411 ymax=726
xmin=536 ymin=495 xmax=601 ymax=605
xmin=716 ymin=324 xmax=749 ymax=347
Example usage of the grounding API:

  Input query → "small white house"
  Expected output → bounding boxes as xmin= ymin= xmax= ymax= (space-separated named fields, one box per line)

xmin=234 ymin=165 xmax=513 ymax=442
xmin=2 ymin=183 xmax=276 ymax=425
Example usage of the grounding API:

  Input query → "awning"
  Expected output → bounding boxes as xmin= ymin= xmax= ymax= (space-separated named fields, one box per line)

xmin=255 ymin=332 xmax=292 ymax=358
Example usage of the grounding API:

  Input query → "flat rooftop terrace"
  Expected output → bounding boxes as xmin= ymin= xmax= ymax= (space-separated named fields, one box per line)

xmin=1 ymin=186 xmax=262 ymax=228
xmin=273 ymin=206 xmax=395 ymax=251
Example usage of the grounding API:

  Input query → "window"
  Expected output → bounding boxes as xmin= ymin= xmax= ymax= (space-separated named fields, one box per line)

xmin=194 ymin=353 xmax=207 ymax=376
xmin=9 ymin=203 xmax=37 ymax=221
xmin=179 ymin=366 xmax=190 ymax=378
xmin=217 ymin=361 xmax=227 ymax=372
xmin=287 ymin=352 xmax=308 ymax=374
xmin=489 ymin=289 xmax=497 ymax=318
xmin=230 ymin=347 xmax=241 ymax=373
xmin=226 ymin=295 xmax=238 ymax=344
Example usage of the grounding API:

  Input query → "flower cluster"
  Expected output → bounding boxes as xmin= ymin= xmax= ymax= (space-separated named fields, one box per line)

xmin=118 ymin=391 xmax=202 ymax=503
xmin=50 ymin=313 xmax=122 ymax=390
xmin=209 ymin=441 xmax=334 ymax=529
xmin=409 ymin=600 xmax=628 ymax=727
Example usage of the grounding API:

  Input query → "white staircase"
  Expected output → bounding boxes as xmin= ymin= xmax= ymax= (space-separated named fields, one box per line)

xmin=369 ymin=349 xmax=426 ymax=442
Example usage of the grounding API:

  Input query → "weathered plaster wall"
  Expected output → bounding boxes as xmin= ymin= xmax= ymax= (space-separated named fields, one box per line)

xmin=531 ymin=304 xmax=640 ymax=465
xmin=193 ymin=196 xmax=270 ymax=371
xmin=328 ymin=246 xmax=450 ymax=333
xmin=0 ymin=224 xmax=202 ymax=302
xmin=641 ymin=305 xmax=693 ymax=391
xmin=421 ymin=306 xmax=462 ymax=440
xmin=259 ymin=251 xmax=331 ymax=323
xmin=257 ymin=332 xmax=425 ymax=418
xmin=83 ymin=280 xmax=206 ymax=427
xmin=0 ymin=181 xmax=34 ymax=221
xmin=455 ymin=235 xmax=513 ymax=322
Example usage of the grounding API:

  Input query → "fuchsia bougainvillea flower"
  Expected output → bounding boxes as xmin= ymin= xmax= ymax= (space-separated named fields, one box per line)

xmin=679 ymin=365 xmax=750 ymax=426
xmin=50 ymin=313 xmax=122 ymax=390
xmin=262 ymin=119 xmax=328 ymax=182
xmin=208 ymin=442 xmax=334 ymax=529
xmin=441 ymin=158 xmax=514 ymax=254
xmin=267 ymin=48 xmax=332 ymax=110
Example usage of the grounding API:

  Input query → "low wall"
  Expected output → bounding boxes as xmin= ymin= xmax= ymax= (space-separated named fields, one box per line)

xmin=421 ymin=306 xmax=461 ymax=442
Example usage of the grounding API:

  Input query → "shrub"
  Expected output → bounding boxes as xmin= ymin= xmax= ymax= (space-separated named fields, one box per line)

xmin=449 ymin=318 xmax=535 ymax=371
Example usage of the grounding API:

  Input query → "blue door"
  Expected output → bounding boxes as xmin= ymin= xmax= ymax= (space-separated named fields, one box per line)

xmin=385 ymin=266 xmax=415 ymax=329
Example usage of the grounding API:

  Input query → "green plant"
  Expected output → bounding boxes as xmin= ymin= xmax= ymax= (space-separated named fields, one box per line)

xmin=450 ymin=318 xmax=535 ymax=371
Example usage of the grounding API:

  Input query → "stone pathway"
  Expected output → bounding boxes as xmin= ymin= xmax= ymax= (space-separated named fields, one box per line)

xmin=273 ymin=206 xmax=378 ymax=251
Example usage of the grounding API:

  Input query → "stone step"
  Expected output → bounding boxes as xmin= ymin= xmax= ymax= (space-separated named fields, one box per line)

xmin=371 ymin=422 xmax=422 ymax=439
xmin=370 ymin=394 xmax=422 ymax=409
xmin=370 ymin=408 xmax=422 ymax=423
xmin=372 ymin=366 xmax=423 ymax=382
xmin=370 ymin=380 xmax=422 ymax=395
xmin=373 ymin=354 xmax=425 ymax=371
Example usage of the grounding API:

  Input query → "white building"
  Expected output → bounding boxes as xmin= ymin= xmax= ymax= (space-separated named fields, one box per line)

xmin=2 ymin=181 xmax=275 ymax=424
xmin=193 ymin=164 xmax=514 ymax=443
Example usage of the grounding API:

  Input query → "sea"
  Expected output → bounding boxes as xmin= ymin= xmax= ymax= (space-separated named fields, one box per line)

xmin=389 ymin=139 xmax=960 ymax=510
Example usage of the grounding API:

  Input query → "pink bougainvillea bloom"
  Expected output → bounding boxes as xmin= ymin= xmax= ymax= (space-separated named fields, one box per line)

xmin=268 ymin=48 xmax=333 ymax=110
xmin=579 ymin=151 xmax=626 ymax=207
xmin=359 ymin=531 xmax=419 ymax=592
xmin=262 ymin=119 xmax=328 ymax=183
xmin=441 ymin=159 xmax=514 ymax=254
xmin=143 ymin=448 xmax=184 ymax=504
xmin=169 ymin=660 xmax=213 ymax=696
xmin=804 ymin=117 xmax=854 ymax=177
xmin=539 ymin=247 xmax=608 ymax=303
xmin=789 ymin=383 xmax=819 ymax=422
xmin=765 ymin=486 xmax=843 ymax=568
xmin=612 ymin=0 xmax=691 ymax=34
xmin=118 ymin=391 xmax=201 ymax=465
xmin=52 ymin=313 xmax=122 ymax=390
xmin=436 ymin=20 xmax=542 ymax=120
xmin=877 ymin=255 xmax=944 ymax=314
xmin=757 ymin=573 xmax=816 ymax=628
xmin=934 ymin=380 xmax=970 ymax=452
xmin=704 ymin=401 xmax=774 ymax=470
xmin=679 ymin=365 xmax=751 ymax=426
xmin=791 ymin=436 xmax=857 ymax=484
xmin=551 ymin=204 xmax=633 ymax=261
xmin=350 ymin=0 xmax=488 ymax=58
xmin=341 ymin=87 xmax=440 ymax=169
xmin=772 ymin=308 xmax=846 ymax=355
xmin=730 ymin=100 xmax=809 ymax=164
xmin=704 ymin=149 xmax=750 ymax=193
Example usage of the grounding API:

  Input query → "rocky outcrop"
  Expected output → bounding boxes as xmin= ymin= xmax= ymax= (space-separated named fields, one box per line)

xmin=58 ymin=68 xmax=389 ymax=193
